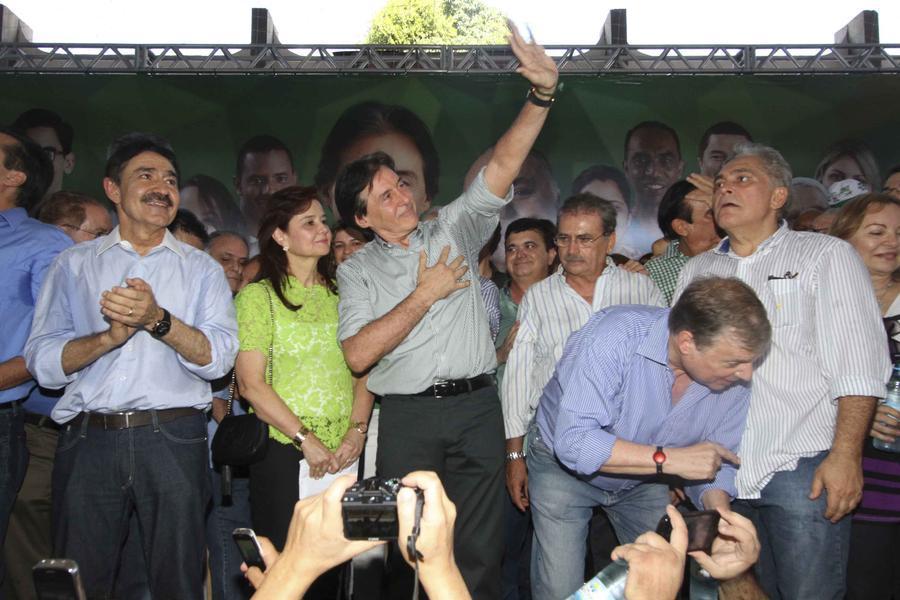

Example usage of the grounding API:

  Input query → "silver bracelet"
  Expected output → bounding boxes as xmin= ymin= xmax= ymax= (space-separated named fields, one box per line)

xmin=505 ymin=450 xmax=526 ymax=462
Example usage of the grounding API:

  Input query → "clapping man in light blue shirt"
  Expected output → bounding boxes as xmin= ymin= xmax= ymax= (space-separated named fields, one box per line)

xmin=25 ymin=133 xmax=238 ymax=598
xmin=529 ymin=277 xmax=770 ymax=599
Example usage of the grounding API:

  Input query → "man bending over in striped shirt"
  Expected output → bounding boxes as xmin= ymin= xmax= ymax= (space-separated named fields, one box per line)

xmin=528 ymin=276 xmax=770 ymax=599
xmin=674 ymin=143 xmax=890 ymax=599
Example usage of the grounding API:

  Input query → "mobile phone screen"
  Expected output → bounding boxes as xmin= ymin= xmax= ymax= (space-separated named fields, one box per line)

xmin=33 ymin=566 xmax=83 ymax=600
xmin=655 ymin=509 xmax=721 ymax=553
xmin=233 ymin=528 xmax=266 ymax=570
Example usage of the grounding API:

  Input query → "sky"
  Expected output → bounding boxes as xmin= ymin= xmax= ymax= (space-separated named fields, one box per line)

xmin=6 ymin=0 xmax=899 ymax=47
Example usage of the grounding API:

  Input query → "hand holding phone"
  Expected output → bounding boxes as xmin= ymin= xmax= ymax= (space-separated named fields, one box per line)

xmin=656 ymin=509 xmax=720 ymax=553
xmin=233 ymin=527 xmax=266 ymax=570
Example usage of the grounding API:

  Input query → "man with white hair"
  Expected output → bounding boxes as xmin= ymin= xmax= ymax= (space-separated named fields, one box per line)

xmin=674 ymin=142 xmax=890 ymax=599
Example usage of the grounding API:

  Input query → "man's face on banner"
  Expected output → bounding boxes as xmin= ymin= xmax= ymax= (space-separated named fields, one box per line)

xmin=235 ymin=149 xmax=296 ymax=228
xmin=623 ymin=127 xmax=684 ymax=213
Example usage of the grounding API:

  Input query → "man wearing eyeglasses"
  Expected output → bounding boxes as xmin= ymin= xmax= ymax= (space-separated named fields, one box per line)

xmin=502 ymin=193 xmax=664 ymax=516
xmin=11 ymin=109 xmax=76 ymax=207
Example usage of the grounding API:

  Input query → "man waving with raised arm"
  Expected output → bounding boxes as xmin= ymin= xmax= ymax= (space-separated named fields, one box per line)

xmin=333 ymin=23 xmax=558 ymax=599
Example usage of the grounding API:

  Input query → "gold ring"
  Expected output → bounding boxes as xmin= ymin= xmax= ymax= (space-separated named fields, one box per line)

xmin=128 ymin=307 xmax=134 ymax=316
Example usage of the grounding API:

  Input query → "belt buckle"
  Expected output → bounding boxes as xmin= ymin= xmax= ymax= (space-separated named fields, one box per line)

xmin=432 ymin=379 xmax=450 ymax=399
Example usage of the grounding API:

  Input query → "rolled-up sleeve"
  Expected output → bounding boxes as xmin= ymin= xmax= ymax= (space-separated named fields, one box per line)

xmin=337 ymin=259 xmax=375 ymax=342
xmin=815 ymin=242 xmax=891 ymax=400
xmin=25 ymin=257 xmax=77 ymax=390
xmin=553 ymin=342 xmax=626 ymax=475
xmin=175 ymin=265 xmax=238 ymax=380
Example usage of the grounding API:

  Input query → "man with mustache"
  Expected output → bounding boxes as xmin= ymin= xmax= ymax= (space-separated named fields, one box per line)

xmin=25 ymin=132 xmax=238 ymax=598
xmin=674 ymin=143 xmax=890 ymax=599
xmin=502 ymin=194 xmax=665 ymax=517
xmin=620 ymin=121 xmax=685 ymax=256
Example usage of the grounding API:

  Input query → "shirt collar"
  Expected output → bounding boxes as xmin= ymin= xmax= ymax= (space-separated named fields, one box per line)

xmin=662 ymin=239 xmax=683 ymax=259
xmin=715 ymin=221 xmax=789 ymax=257
xmin=636 ymin=309 xmax=672 ymax=366
xmin=97 ymin=226 xmax=186 ymax=259
xmin=0 ymin=207 xmax=27 ymax=229
xmin=374 ymin=224 xmax=424 ymax=252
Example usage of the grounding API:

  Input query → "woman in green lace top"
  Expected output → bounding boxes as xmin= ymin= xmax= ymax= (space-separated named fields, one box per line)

xmin=234 ymin=186 xmax=373 ymax=551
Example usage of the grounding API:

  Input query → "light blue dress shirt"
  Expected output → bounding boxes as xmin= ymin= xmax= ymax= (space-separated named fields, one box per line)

xmin=0 ymin=207 xmax=72 ymax=403
xmin=25 ymin=227 xmax=239 ymax=423
xmin=535 ymin=305 xmax=750 ymax=508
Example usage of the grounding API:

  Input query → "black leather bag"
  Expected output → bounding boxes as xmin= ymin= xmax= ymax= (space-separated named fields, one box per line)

xmin=211 ymin=286 xmax=277 ymax=466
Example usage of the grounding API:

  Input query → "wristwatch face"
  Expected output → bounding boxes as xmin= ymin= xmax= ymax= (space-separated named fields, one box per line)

xmin=153 ymin=320 xmax=171 ymax=338
xmin=652 ymin=449 xmax=667 ymax=465
xmin=353 ymin=421 xmax=368 ymax=434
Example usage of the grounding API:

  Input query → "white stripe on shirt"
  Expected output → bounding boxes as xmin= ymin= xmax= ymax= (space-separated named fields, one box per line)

xmin=674 ymin=224 xmax=891 ymax=498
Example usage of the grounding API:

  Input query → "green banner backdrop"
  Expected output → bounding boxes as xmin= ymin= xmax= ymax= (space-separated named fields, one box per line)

xmin=4 ymin=71 xmax=899 ymax=212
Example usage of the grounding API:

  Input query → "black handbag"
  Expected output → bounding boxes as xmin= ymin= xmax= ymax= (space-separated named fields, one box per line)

xmin=211 ymin=286 xmax=276 ymax=466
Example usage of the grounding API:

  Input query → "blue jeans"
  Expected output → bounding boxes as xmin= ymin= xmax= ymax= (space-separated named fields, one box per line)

xmin=51 ymin=411 xmax=211 ymax=599
xmin=527 ymin=428 xmax=669 ymax=600
xmin=734 ymin=451 xmax=850 ymax=600
xmin=207 ymin=467 xmax=252 ymax=600
xmin=0 ymin=401 xmax=27 ymax=597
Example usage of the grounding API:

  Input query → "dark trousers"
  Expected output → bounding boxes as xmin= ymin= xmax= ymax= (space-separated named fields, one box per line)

xmin=0 ymin=401 xmax=27 ymax=599
xmin=377 ymin=386 xmax=505 ymax=600
xmin=207 ymin=466 xmax=252 ymax=600
xmin=51 ymin=411 xmax=210 ymax=600
xmin=847 ymin=519 xmax=900 ymax=599
xmin=3 ymin=421 xmax=57 ymax=600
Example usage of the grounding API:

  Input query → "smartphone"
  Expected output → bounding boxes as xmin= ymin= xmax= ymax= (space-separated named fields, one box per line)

xmin=233 ymin=527 xmax=266 ymax=570
xmin=32 ymin=559 xmax=87 ymax=600
xmin=656 ymin=509 xmax=720 ymax=553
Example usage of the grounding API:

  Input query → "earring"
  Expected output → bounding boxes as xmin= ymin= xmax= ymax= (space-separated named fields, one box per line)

xmin=283 ymin=245 xmax=289 ymax=253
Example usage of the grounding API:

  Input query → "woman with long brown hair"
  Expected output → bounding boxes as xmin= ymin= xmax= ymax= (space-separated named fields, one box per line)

xmin=234 ymin=186 xmax=373 ymax=567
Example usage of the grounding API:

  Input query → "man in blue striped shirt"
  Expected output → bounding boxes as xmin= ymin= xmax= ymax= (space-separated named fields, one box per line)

xmin=529 ymin=276 xmax=771 ymax=599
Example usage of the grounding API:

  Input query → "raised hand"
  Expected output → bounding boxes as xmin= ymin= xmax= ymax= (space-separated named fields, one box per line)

xmin=507 ymin=19 xmax=558 ymax=96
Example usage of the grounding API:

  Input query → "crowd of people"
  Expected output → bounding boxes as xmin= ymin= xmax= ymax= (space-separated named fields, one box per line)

xmin=1 ymin=21 xmax=900 ymax=600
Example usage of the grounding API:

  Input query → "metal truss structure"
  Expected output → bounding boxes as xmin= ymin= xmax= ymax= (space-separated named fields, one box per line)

xmin=1 ymin=42 xmax=899 ymax=75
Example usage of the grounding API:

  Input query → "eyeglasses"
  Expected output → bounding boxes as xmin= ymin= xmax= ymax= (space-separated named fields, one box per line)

xmin=553 ymin=233 xmax=608 ymax=247
xmin=59 ymin=223 xmax=111 ymax=239
xmin=41 ymin=146 xmax=65 ymax=162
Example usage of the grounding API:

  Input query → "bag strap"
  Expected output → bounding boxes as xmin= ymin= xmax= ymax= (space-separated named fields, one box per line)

xmin=224 ymin=370 xmax=237 ymax=416
xmin=263 ymin=285 xmax=275 ymax=387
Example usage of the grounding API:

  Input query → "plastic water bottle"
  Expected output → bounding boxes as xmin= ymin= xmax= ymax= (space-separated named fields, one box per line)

xmin=568 ymin=560 xmax=628 ymax=599
xmin=874 ymin=364 xmax=900 ymax=453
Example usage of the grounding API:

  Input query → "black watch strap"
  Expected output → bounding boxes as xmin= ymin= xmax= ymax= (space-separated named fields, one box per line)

xmin=526 ymin=87 xmax=555 ymax=108
xmin=151 ymin=308 xmax=171 ymax=339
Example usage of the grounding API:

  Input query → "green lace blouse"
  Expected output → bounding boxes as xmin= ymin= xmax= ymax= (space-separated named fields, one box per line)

xmin=234 ymin=278 xmax=352 ymax=450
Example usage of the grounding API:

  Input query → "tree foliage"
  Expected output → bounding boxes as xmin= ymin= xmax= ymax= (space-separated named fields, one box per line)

xmin=367 ymin=0 xmax=508 ymax=45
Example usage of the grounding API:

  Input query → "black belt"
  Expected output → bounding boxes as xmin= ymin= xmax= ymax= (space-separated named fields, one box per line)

xmin=0 ymin=399 xmax=25 ymax=412
xmin=411 ymin=374 xmax=495 ymax=398
xmin=69 ymin=407 xmax=201 ymax=430
xmin=24 ymin=412 xmax=61 ymax=431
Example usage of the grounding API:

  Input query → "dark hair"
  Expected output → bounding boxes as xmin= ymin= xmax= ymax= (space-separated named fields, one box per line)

xmin=571 ymin=164 xmax=633 ymax=211
xmin=315 ymin=101 xmax=440 ymax=202
xmin=0 ymin=128 xmax=53 ymax=210
xmin=479 ymin=224 xmax=502 ymax=264
xmin=886 ymin=165 xmax=900 ymax=183
xmin=168 ymin=209 xmax=210 ymax=246
xmin=235 ymin=134 xmax=294 ymax=181
xmin=37 ymin=190 xmax=104 ymax=228
xmin=11 ymin=108 xmax=74 ymax=154
xmin=332 ymin=220 xmax=373 ymax=244
xmin=505 ymin=217 xmax=556 ymax=251
xmin=334 ymin=151 xmax=395 ymax=228
xmin=697 ymin=121 xmax=753 ymax=160
xmin=830 ymin=193 xmax=900 ymax=242
xmin=559 ymin=192 xmax=617 ymax=236
xmin=624 ymin=121 xmax=681 ymax=160
xmin=181 ymin=174 xmax=245 ymax=233
xmin=657 ymin=180 xmax=698 ymax=240
xmin=206 ymin=230 xmax=250 ymax=252
xmin=258 ymin=186 xmax=336 ymax=310
xmin=670 ymin=276 xmax=771 ymax=354
xmin=105 ymin=132 xmax=179 ymax=184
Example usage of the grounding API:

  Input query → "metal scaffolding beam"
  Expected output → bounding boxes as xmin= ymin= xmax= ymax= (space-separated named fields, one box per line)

xmin=1 ymin=42 xmax=898 ymax=75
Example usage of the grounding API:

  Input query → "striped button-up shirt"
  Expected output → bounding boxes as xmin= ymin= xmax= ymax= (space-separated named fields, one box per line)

xmin=535 ymin=306 xmax=750 ymax=508
xmin=501 ymin=260 xmax=665 ymax=438
xmin=674 ymin=224 xmax=891 ymax=498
